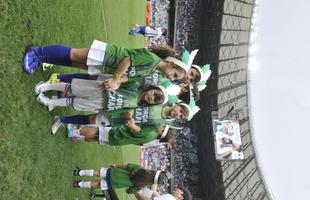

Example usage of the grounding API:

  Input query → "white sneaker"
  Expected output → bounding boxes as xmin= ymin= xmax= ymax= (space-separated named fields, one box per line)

xmin=35 ymin=81 xmax=49 ymax=95
xmin=51 ymin=116 xmax=63 ymax=135
xmin=47 ymin=96 xmax=57 ymax=112
xmin=36 ymin=93 xmax=50 ymax=106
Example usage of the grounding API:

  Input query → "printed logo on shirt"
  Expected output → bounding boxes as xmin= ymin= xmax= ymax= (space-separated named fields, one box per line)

xmin=124 ymin=67 xmax=136 ymax=77
xmin=144 ymin=70 xmax=160 ymax=85
xmin=134 ymin=107 xmax=149 ymax=123
xmin=107 ymin=91 xmax=124 ymax=110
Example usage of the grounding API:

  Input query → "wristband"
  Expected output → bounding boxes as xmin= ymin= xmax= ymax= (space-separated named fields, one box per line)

xmin=113 ymin=73 xmax=121 ymax=80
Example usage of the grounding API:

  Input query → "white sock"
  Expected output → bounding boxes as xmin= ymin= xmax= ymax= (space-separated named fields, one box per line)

xmin=79 ymin=170 xmax=94 ymax=176
xmin=78 ymin=181 xmax=91 ymax=188
xmin=44 ymin=82 xmax=69 ymax=92
xmin=48 ymin=97 xmax=72 ymax=107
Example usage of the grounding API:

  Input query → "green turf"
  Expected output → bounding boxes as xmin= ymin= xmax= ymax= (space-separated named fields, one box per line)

xmin=0 ymin=0 xmax=145 ymax=199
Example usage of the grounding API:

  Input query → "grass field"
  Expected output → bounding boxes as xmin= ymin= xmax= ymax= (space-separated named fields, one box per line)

xmin=0 ymin=0 xmax=146 ymax=199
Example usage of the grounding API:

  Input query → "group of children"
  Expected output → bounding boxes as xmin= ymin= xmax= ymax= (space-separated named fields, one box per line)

xmin=22 ymin=39 xmax=211 ymax=200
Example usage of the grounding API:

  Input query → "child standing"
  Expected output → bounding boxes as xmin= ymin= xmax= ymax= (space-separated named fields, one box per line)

xmin=66 ymin=118 xmax=172 ymax=146
xmin=23 ymin=41 xmax=192 ymax=91
xmin=73 ymin=163 xmax=172 ymax=194
xmin=35 ymin=79 xmax=170 ymax=112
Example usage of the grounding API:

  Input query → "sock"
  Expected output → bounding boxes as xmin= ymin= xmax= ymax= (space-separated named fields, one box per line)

xmin=79 ymin=170 xmax=94 ymax=176
xmin=78 ymin=181 xmax=91 ymax=188
xmin=57 ymin=73 xmax=90 ymax=83
xmin=43 ymin=82 xmax=69 ymax=92
xmin=48 ymin=97 xmax=73 ymax=107
xmin=34 ymin=45 xmax=72 ymax=66
xmin=60 ymin=115 xmax=90 ymax=124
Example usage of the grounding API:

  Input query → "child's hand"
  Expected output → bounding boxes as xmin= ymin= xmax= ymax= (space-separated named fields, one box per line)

xmin=126 ymin=111 xmax=133 ymax=118
xmin=110 ymin=164 xmax=117 ymax=168
xmin=126 ymin=118 xmax=141 ymax=134
xmin=104 ymin=78 xmax=121 ymax=91
xmin=126 ymin=118 xmax=136 ymax=129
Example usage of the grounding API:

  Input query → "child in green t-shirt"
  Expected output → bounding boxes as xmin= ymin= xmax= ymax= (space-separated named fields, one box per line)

xmin=66 ymin=118 xmax=173 ymax=146
xmin=23 ymin=41 xmax=193 ymax=92
xmin=51 ymin=102 xmax=191 ymax=135
xmin=72 ymin=163 xmax=172 ymax=194
xmin=35 ymin=78 xmax=170 ymax=112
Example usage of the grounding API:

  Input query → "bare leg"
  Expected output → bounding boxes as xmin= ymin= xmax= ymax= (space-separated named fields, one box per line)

xmin=91 ymin=180 xmax=101 ymax=188
xmin=79 ymin=127 xmax=99 ymax=142
xmin=88 ymin=114 xmax=97 ymax=124
xmin=70 ymin=48 xmax=90 ymax=63
xmin=72 ymin=62 xmax=88 ymax=70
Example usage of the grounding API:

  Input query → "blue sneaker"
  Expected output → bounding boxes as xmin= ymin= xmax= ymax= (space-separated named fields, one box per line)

xmin=22 ymin=46 xmax=42 ymax=74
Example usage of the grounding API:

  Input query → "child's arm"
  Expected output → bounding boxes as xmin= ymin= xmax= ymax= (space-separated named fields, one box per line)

xmin=110 ymin=164 xmax=128 ymax=169
xmin=104 ymin=57 xmax=131 ymax=91
xmin=126 ymin=118 xmax=141 ymax=134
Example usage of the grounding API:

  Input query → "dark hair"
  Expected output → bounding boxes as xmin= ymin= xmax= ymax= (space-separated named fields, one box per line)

xmin=191 ymin=67 xmax=201 ymax=84
xmin=178 ymin=104 xmax=190 ymax=120
xmin=149 ymin=44 xmax=176 ymax=59
xmin=178 ymin=84 xmax=200 ymax=104
xmin=158 ymin=130 xmax=174 ymax=143
xmin=130 ymin=169 xmax=166 ymax=187
xmin=138 ymin=85 xmax=165 ymax=106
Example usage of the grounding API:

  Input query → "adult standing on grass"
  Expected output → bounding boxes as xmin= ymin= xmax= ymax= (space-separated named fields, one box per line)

xmin=22 ymin=40 xmax=194 ymax=91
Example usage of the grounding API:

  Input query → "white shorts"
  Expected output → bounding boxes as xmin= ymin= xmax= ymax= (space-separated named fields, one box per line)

xmin=98 ymin=126 xmax=111 ymax=145
xmin=70 ymin=79 xmax=106 ymax=112
xmin=95 ymin=111 xmax=112 ymax=126
xmin=87 ymin=40 xmax=107 ymax=75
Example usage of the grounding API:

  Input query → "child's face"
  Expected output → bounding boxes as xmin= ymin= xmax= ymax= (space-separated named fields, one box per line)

xmin=187 ymin=67 xmax=200 ymax=84
xmin=164 ymin=62 xmax=186 ymax=81
xmin=142 ymin=89 xmax=163 ymax=104
xmin=169 ymin=105 xmax=188 ymax=120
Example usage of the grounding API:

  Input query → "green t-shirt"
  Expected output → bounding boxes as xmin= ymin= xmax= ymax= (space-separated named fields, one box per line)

xmin=108 ymin=125 xmax=158 ymax=146
xmin=109 ymin=105 xmax=168 ymax=128
xmin=102 ymin=44 xmax=161 ymax=77
xmin=141 ymin=70 xmax=166 ymax=86
xmin=106 ymin=81 xmax=141 ymax=111
xmin=110 ymin=163 xmax=143 ymax=193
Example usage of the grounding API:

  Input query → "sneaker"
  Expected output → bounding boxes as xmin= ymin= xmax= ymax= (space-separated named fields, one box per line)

xmin=22 ymin=46 xmax=42 ymax=74
xmin=73 ymin=180 xmax=81 ymax=188
xmin=36 ymin=93 xmax=49 ymax=106
xmin=51 ymin=116 xmax=63 ymax=135
xmin=47 ymin=73 xmax=60 ymax=84
xmin=73 ymin=167 xmax=81 ymax=176
xmin=42 ymin=63 xmax=54 ymax=71
xmin=35 ymin=81 xmax=49 ymax=95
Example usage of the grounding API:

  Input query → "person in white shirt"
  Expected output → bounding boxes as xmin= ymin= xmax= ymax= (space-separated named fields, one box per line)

xmin=129 ymin=25 xmax=167 ymax=40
